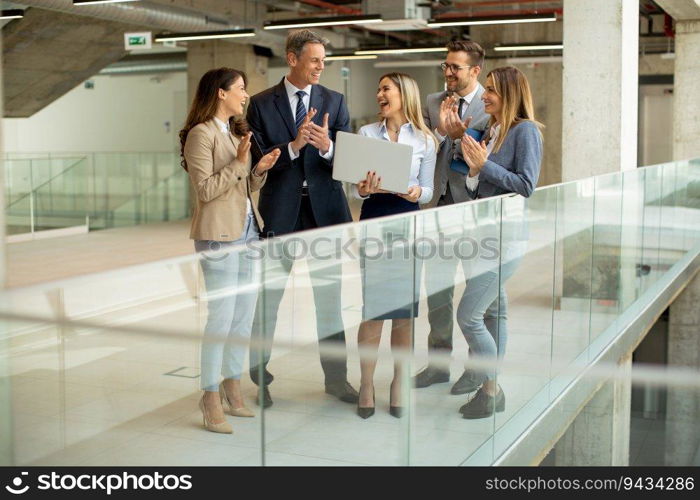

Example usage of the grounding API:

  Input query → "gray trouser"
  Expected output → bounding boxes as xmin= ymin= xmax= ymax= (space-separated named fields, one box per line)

xmin=424 ymin=189 xmax=463 ymax=360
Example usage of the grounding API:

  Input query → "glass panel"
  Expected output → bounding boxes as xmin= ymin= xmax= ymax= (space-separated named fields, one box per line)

xmin=619 ymin=168 xmax=645 ymax=309
xmin=551 ymin=179 xmax=594 ymax=391
xmin=494 ymin=189 xmax=556 ymax=458
xmin=34 ymin=158 xmax=89 ymax=231
xmin=686 ymin=159 xmax=700 ymax=249
xmin=412 ymin=198 xmax=502 ymax=465
xmin=589 ymin=174 xmax=624 ymax=350
xmin=257 ymin=219 xmax=411 ymax=465
xmin=640 ymin=166 xmax=663 ymax=293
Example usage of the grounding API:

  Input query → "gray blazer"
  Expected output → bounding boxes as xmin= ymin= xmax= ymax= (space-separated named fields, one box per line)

xmin=421 ymin=86 xmax=490 ymax=208
xmin=466 ymin=120 xmax=543 ymax=200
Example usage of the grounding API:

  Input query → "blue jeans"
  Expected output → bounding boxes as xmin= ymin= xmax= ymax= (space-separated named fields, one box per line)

xmin=456 ymin=248 xmax=524 ymax=383
xmin=195 ymin=212 xmax=259 ymax=391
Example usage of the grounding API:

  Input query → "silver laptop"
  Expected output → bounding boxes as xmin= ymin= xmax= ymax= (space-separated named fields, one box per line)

xmin=333 ymin=131 xmax=413 ymax=194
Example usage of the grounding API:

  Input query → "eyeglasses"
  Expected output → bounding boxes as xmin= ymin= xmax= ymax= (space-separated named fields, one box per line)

xmin=440 ymin=62 xmax=472 ymax=73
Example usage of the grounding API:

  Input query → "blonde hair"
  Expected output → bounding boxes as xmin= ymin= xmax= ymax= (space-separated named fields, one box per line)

xmin=379 ymin=72 xmax=438 ymax=149
xmin=486 ymin=66 xmax=543 ymax=153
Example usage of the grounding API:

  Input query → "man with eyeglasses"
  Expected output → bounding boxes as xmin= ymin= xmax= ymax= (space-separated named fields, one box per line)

xmin=415 ymin=40 xmax=491 ymax=394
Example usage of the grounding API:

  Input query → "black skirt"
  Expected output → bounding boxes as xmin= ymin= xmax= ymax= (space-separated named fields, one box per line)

xmin=359 ymin=192 xmax=420 ymax=220
xmin=359 ymin=193 xmax=421 ymax=321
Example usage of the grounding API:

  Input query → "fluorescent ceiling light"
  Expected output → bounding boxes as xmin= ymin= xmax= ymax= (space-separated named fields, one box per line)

xmin=0 ymin=9 xmax=24 ymax=19
xmin=504 ymin=56 xmax=563 ymax=64
xmin=326 ymin=55 xmax=378 ymax=61
xmin=427 ymin=13 xmax=557 ymax=27
xmin=74 ymin=0 xmax=139 ymax=5
xmin=494 ymin=43 xmax=563 ymax=51
xmin=374 ymin=59 xmax=443 ymax=68
xmin=355 ymin=47 xmax=447 ymax=55
xmin=264 ymin=14 xmax=382 ymax=30
xmin=155 ymin=29 xmax=255 ymax=42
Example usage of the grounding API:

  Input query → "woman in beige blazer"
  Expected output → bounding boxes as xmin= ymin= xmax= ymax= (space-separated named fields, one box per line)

xmin=180 ymin=68 xmax=280 ymax=434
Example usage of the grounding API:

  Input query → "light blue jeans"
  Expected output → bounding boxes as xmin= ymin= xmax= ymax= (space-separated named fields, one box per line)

xmin=456 ymin=248 xmax=524 ymax=384
xmin=195 ymin=212 xmax=259 ymax=391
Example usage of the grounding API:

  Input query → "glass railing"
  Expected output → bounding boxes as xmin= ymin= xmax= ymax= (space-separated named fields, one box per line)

xmin=0 ymin=158 xmax=698 ymax=466
xmin=3 ymin=152 xmax=189 ymax=236
xmin=4 ymin=157 xmax=87 ymax=235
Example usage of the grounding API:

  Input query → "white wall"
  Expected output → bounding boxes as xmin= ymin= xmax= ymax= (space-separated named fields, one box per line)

xmin=3 ymin=72 xmax=187 ymax=154
xmin=3 ymin=59 xmax=441 ymax=155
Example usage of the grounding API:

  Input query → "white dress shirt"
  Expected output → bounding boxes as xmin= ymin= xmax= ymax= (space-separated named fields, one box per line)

xmin=214 ymin=117 xmax=252 ymax=216
xmin=434 ymin=84 xmax=481 ymax=144
xmin=354 ymin=120 xmax=436 ymax=204
xmin=465 ymin=124 xmax=500 ymax=191
xmin=283 ymin=78 xmax=334 ymax=189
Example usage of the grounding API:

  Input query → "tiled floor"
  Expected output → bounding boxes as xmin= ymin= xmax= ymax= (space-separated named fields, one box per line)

xmin=5 ymin=220 xmax=193 ymax=288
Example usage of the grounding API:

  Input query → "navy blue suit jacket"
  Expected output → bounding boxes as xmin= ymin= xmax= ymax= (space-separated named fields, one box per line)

xmin=246 ymin=78 xmax=352 ymax=237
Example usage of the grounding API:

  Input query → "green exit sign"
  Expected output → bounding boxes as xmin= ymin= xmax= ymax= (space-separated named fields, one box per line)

xmin=124 ymin=32 xmax=152 ymax=50
xmin=129 ymin=36 xmax=147 ymax=46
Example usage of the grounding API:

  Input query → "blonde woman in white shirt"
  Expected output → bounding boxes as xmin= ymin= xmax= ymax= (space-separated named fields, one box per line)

xmin=354 ymin=72 xmax=437 ymax=419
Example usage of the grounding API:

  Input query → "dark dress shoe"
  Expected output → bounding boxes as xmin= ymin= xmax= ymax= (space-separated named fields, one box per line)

xmin=460 ymin=387 xmax=505 ymax=419
xmin=325 ymin=381 xmax=359 ymax=403
xmin=450 ymin=369 xmax=485 ymax=395
xmin=413 ymin=366 xmax=449 ymax=388
xmin=389 ymin=406 xmax=404 ymax=418
xmin=255 ymin=386 xmax=273 ymax=408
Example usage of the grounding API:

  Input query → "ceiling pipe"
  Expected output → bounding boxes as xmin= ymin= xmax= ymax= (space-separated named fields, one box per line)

xmin=301 ymin=0 xmax=450 ymax=42
xmin=451 ymin=0 xmax=561 ymax=7
xmin=16 ymin=0 xmax=232 ymax=31
xmin=663 ymin=13 xmax=674 ymax=38
xmin=15 ymin=0 xmax=287 ymax=53
xmin=433 ymin=8 xmax=562 ymax=19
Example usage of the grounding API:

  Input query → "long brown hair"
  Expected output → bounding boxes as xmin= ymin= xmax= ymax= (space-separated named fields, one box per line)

xmin=486 ymin=66 xmax=543 ymax=153
xmin=179 ymin=68 xmax=249 ymax=171
xmin=379 ymin=72 xmax=438 ymax=149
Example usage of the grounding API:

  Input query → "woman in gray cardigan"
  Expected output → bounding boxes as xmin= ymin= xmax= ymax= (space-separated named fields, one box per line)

xmin=454 ymin=66 xmax=543 ymax=419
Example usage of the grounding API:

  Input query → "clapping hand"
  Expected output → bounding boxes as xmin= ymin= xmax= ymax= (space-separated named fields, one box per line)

xmin=290 ymin=107 xmax=318 ymax=155
xmin=254 ymin=148 xmax=281 ymax=175
xmin=460 ymin=134 xmax=488 ymax=176
xmin=306 ymin=112 xmax=331 ymax=155
xmin=437 ymin=95 xmax=457 ymax=137
xmin=445 ymin=108 xmax=472 ymax=140
xmin=236 ymin=132 xmax=252 ymax=164
xmin=399 ymin=185 xmax=422 ymax=203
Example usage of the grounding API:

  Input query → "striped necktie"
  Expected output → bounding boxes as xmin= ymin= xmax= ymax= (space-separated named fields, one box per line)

xmin=294 ymin=90 xmax=307 ymax=131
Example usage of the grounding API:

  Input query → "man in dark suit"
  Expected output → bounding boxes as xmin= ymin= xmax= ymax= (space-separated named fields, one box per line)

xmin=246 ymin=29 xmax=358 ymax=407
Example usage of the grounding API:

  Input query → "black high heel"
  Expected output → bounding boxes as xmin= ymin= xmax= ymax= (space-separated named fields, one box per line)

xmin=389 ymin=381 xmax=404 ymax=418
xmin=389 ymin=405 xmax=404 ymax=418
xmin=357 ymin=385 xmax=375 ymax=419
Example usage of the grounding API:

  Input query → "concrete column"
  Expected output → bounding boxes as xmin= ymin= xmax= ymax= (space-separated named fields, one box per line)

xmin=554 ymin=354 xmax=632 ymax=465
xmin=673 ymin=20 xmax=700 ymax=161
xmin=186 ymin=41 xmax=269 ymax=103
xmin=562 ymin=0 xmax=639 ymax=181
xmin=666 ymin=270 xmax=700 ymax=465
